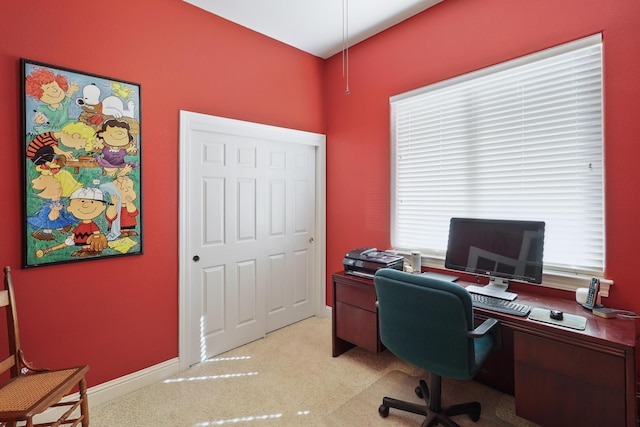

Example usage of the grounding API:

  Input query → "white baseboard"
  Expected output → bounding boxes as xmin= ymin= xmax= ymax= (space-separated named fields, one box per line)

xmin=86 ymin=357 xmax=181 ymax=407
xmin=34 ymin=357 xmax=181 ymax=424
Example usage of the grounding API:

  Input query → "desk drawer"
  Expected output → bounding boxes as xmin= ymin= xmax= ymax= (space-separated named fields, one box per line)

xmin=335 ymin=301 xmax=379 ymax=353
xmin=514 ymin=331 xmax=625 ymax=427
xmin=335 ymin=281 xmax=377 ymax=311
xmin=514 ymin=332 xmax=623 ymax=387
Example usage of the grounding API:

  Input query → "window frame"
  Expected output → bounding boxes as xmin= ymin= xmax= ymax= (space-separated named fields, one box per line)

xmin=389 ymin=34 xmax=610 ymax=295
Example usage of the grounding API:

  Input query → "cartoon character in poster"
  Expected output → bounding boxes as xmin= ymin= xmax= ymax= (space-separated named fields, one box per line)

xmin=25 ymin=68 xmax=79 ymax=134
xmin=65 ymin=187 xmax=109 ymax=258
xmin=76 ymin=83 xmax=136 ymax=124
xmin=94 ymin=118 xmax=139 ymax=177
xmin=105 ymin=170 xmax=139 ymax=238
xmin=23 ymin=61 xmax=142 ymax=266
xmin=27 ymin=169 xmax=81 ymax=241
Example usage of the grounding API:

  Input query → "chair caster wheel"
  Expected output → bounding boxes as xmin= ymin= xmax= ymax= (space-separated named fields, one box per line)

xmin=416 ymin=379 xmax=429 ymax=400
xmin=378 ymin=404 xmax=389 ymax=418
xmin=468 ymin=404 xmax=481 ymax=422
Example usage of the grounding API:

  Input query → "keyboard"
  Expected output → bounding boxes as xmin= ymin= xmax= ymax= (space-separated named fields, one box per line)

xmin=470 ymin=293 xmax=531 ymax=317
xmin=466 ymin=284 xmax=517 ymax=301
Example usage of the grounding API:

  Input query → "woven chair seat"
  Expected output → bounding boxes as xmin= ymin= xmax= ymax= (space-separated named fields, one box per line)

xmin=0 ymin=368 xmax=85 ymax=413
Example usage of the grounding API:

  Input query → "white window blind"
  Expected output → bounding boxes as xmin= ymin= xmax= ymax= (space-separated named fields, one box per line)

xmin=390 ymin=34 xmax=604 ymax=277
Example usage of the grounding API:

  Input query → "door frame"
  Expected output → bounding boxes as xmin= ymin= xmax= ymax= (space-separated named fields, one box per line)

xmin=177 ymin=110 xmax=327 ymax=371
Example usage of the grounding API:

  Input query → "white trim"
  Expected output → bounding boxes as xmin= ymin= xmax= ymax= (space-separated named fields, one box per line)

xmin=315 ymin=134 xmax=328 ymax=319
xmin=85 ymin=358 xmax=181 ymax=407
xmin=37 ymin=358 xmax=180 ymax=423
xmin=417 ymin=254 xmax=612 ymax=297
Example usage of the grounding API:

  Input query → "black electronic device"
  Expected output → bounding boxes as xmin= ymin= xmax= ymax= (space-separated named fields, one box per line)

xmin=343 ymin=247 xmax=404 ymax=278
xmin=469 ymin=293 xmax=531 ymax=317
xmin=445 ymin=218 xmax=545 ymax=300
xmin=550 ymin=310 xmax=564 ymax=320
xmin=582 ymin=277 xmax=601 ymax=310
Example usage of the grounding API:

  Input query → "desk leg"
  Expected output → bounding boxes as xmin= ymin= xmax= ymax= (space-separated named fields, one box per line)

xmin=332 ymin=287 xmax=354 ymax=356
xmin=332 ymin=335 xmax=355 ymax=357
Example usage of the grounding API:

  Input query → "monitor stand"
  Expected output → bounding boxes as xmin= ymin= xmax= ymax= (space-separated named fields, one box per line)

xmin=466 ymin=277 xmax=518 ymax=301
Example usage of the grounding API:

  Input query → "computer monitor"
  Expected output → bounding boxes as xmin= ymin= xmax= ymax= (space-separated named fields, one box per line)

xmin=444 ymin=217 xmax=545 ymax=300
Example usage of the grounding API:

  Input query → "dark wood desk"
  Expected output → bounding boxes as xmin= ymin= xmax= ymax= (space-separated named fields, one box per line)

xmin=331 ymin=271 xmax=638 ymax=427
xmin=332 ymin=272 xmax=383 ymax=356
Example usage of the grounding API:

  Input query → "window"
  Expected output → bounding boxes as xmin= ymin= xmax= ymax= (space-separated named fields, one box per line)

xmin=390 ymin=35 xmax=604 ymax=287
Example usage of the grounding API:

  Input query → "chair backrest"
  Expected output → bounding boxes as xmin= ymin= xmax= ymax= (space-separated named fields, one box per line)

xmin=1 ymin=266 xmax=23 ymax=379
xmin=374 ymin=268 xmax=483 ymax=380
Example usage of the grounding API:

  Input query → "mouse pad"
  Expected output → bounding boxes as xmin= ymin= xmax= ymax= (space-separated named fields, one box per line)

xmin=421 ymin=271 xmax=459 ymax=282
xmin=528 ymin=307 xmax=587 ymax=330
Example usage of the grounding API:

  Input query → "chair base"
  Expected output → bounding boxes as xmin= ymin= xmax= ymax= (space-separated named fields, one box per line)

xmin=378 ymin=378 xmax=481 ymax=427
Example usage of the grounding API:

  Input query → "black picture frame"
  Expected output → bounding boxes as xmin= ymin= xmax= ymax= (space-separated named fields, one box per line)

xmin=21 ymin=59 xmax=143 ymax=267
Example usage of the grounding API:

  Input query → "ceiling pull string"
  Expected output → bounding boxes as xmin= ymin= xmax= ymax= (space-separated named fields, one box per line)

xmin=342 ymin=0 xmax=345 ymax=78
xmin=342 ymin=0 xmax=350 ymax=95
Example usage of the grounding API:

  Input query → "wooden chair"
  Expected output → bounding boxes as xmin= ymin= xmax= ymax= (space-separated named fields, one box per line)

xmin=0 ymin=266 xmax=89 ymax=427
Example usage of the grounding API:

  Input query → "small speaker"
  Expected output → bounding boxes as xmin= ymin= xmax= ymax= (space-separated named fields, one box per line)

xmin=411 ymin=251 xmax=421 ymax=274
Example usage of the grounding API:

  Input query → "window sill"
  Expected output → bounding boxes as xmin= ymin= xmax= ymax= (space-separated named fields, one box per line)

xmin=409 ymin=254 xmax=612 ymax=298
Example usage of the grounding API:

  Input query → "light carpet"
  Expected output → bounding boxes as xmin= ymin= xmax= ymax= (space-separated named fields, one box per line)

xmin=320 ymin=370 xmax=539 ymax=426
xmin=90 ymin=316 xmax=539 ymax=426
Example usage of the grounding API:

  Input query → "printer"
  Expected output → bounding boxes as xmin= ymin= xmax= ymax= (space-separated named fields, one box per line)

xmin=343 ymin=248 xmax=404 ymax=278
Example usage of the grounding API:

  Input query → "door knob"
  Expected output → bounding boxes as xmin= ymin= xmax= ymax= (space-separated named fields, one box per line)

xmin=193 ymin=255 xmax=200 ymax=262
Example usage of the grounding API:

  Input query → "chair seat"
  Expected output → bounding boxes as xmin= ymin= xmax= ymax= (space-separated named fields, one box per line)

xmin=0 ymin=366 xmax=88 ymax=419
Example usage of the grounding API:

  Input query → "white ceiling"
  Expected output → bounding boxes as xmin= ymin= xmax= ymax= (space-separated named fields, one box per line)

xmin=183 ymin=0 xmax=443 ymax=59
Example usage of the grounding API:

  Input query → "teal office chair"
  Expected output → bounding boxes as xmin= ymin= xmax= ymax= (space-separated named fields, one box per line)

xmin=374 ymin=268 xmax=500 ymax=427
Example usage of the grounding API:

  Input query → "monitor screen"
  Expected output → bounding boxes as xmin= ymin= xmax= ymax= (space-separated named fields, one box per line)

xmin=444 ymin=218 xmax=545 ymax=284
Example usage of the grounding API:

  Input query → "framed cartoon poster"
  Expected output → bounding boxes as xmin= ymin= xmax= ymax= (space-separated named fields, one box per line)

xmin=21 ymin=59 xmax=143 ymax=267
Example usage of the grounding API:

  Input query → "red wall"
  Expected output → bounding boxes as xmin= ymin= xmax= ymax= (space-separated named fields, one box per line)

xmin=3 ymin=0 xmax=640 ymax=390
xmin=324 ymin=0 xmax=640 ymax=311
xmin=0 ymin=1 xmax=324 ymax=387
